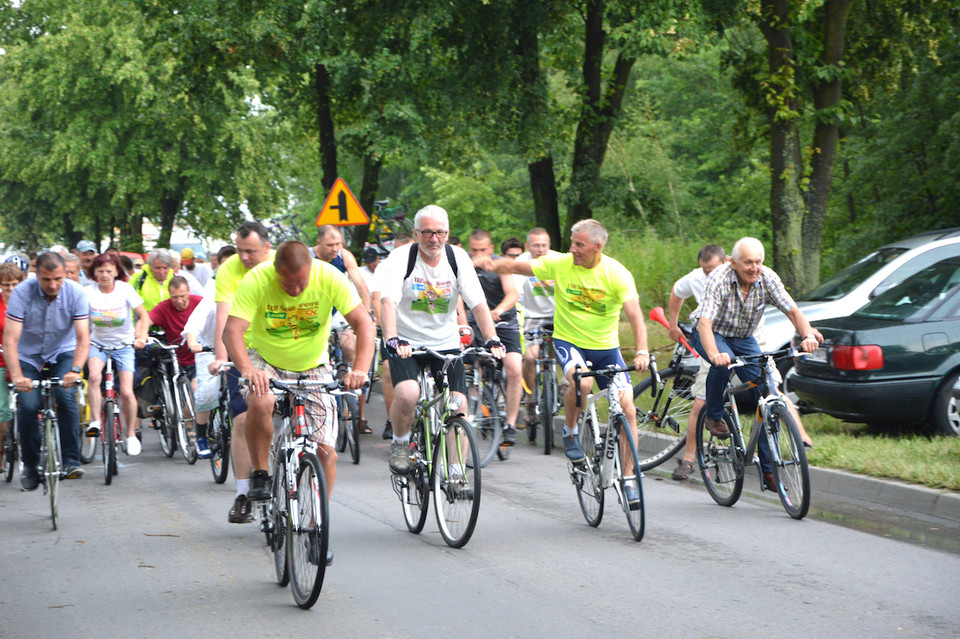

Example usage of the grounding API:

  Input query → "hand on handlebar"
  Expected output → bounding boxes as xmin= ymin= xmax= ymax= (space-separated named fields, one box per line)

xmin=633 ymin=351 xmax=650 ymax=372
xmin=243 ymin=367 xmax=272 ymax=398
xmin=12 ymin=375 xmax=32 ymax=393
xmin=485 ymin=338 xmax=505 ymax=360
xmin=386 ymin=337 xmax=412 ymax=359
xmin=341 ymin=370 xmax=367 ymax=391
xmin=709 ymin=352 xmax=732 ymax=367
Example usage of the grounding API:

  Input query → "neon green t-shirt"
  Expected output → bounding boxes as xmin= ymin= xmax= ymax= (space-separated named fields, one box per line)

xmin=229 ymin=259 xmax=360 ymax=371
xmin=530 ymin=252 xmax=638 ymax=349
xmin=132 ymin=264 xmax=174 ymax=311
xmin=215 ymin=251 xmax=276 ymax=305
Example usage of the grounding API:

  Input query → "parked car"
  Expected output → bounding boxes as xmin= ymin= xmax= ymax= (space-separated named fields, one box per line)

xmin=789 ymin=255 xmax=960 ymax=436
xmin=762 ymin=228 xmax=960 ymax=366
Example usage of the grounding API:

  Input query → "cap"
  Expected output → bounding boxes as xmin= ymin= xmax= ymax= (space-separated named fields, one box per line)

xmin=48 ymin=244 xmax=69 ymax=255
xmin=4 ymin=255 xmax=29 ymax=272
xmin=362 ymin=247 xmax=380 ymax=264
xmin=76 ymin=240 xmax=98 ymax=253
xmin=195 ymin=251 xmax=206 ymax=260
xmin=181 ymin=248 xmax=194 ymax=260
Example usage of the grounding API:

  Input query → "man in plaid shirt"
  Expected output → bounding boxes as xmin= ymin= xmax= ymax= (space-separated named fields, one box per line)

xmin=691 ymin=237 xmax=822 ymax=488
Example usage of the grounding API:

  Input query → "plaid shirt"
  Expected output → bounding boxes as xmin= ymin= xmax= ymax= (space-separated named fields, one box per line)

xmin=698 ymin=263 xmax=795 ymax=338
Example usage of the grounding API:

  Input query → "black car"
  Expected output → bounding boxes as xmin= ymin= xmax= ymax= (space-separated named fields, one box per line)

xmin=790 ymin=255 xmax=960 ymax=436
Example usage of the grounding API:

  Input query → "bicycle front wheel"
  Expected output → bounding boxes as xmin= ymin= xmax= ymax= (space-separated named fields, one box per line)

xmin=175 ymin=377 xmax=198 ymax=464
xmin=157 ymin=381 xmax=176 ymax=458
xmin=695 ymin=409 xmax=744 ymax=507
xmin=343 ymin=394 xmax=360 ymax=465
xmin=573 ymin=417 xmax=604 ymax=527
xmin=615 ymin=415 xmax=645 ymax=541
xmin=208 ymin=405 xmax=231 ymax=484
xmin=768 ymin=404 xmax=811 ymax=519
xmin=399 ymin=417 xmax=429 ymax=534
xmin=433 ymin=417 xmax=481 ymax=548
xmin=79 ymin=386 xmax=96 ymax=464
xmin=103 ymin=402 xmax=117 ymax=485
xmin=472 ymin=379 xmax=503 ymax=468
xmin=270 ymin=456 xmax=289 ymax=586
xmin=634 ymin=366 xmax=696 ymax=471
xmin=287 ymin=452 xmax=328 ymax=609
xmin=46 ymin=419 xmax=61 ymax=531
xmin=539 ymin=367 xmax=556 ymax=454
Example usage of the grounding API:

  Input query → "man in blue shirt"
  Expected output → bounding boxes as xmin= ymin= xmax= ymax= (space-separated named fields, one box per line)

xmin=3 ymin=252 xmax=90 ymax=488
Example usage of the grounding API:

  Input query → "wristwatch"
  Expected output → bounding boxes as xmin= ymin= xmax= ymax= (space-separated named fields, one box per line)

xmin=69 ymin=365 xmax=83 ymax=374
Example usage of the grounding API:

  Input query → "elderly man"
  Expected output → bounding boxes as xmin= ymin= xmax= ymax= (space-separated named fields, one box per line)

xmin=131 ymin=249 xmax=176 ymax=311
xmin=691 ymin=237 xmax=822 ymax=490
xmin=4 ymin=252 xmax=90 ymax=487
xmin=76 ymin=241 xmax=98 ymax=284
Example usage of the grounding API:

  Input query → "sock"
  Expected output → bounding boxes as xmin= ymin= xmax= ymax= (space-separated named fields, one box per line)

xmin=562 ymin=427 xmax=578 ymax=437
xmin=393 ymin=433 xmax=411 ymax=444
xmin=236 ymin=479 xmax=250 ymax=497
xmin=195 ymin=422 xmax=207 ymax=438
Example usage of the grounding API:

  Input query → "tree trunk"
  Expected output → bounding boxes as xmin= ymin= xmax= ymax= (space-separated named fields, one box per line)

xmin=62 ymin=211 xmax=80 ymax=252
xmin=157 ymin=189 xmax=180 ymax=248
xmin=314 ymin=63 xmax=337 ymax=193
xmin=528 ymin=156 xmax=562 ymax=248
xmin=351 ymin=151 xmax=382 ymax=252
xmin=118 ymin=195 xmax=143 ymax=253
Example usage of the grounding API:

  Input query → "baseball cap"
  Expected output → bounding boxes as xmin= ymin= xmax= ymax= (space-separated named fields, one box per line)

xmin=362 ymin=247 xmax=380 ymax=264
xmin=181 ymin=248 xmax=194 ymax=263
xmin=76 ymin=240 xmax=98 ymax=253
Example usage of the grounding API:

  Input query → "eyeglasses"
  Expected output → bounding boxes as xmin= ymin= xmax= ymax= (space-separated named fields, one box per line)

xmin=417 ymin=229 xmax=448 ymax=239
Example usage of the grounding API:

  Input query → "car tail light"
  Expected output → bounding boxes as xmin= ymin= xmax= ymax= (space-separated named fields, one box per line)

xmin=832 ymin=345 xmax=884 ymax=370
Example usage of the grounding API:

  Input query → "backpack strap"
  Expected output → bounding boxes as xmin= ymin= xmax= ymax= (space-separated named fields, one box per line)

xmin=402 ymin=243 xmax=460 ymax=281
xmin=132 ymin=269 xmax=147 ymax=292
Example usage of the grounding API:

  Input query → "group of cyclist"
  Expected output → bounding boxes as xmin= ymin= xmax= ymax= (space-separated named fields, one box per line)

xmin=3 ymin=206 xmax=823 ymax=552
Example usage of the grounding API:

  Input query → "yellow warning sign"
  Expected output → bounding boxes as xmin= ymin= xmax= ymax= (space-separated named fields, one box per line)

xmin=315 ymin=178 xmax=369 ymax=226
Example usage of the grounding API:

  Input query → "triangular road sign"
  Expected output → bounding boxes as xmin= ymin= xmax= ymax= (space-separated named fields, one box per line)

xmin=315 ymin=178 xmax=369 ymax=226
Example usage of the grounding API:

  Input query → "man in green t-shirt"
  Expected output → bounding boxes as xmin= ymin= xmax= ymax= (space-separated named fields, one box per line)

xmin=476 ymin=220 xmax=650 ymax=506
xmin=223 ymin=241 xmax=373 ymax=563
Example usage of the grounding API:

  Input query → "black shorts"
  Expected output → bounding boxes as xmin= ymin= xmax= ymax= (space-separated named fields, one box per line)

xmin=388 ymin=350 xmax=466 ymax=395
xmin=469 ymin=324 xmax=522 ymax=354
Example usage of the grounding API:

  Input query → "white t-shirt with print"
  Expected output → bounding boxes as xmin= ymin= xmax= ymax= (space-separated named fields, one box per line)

xmin=88 ymin=281 xmax=144 ymax=348
xmin=516 ymin=250 xmax=557 ymax=320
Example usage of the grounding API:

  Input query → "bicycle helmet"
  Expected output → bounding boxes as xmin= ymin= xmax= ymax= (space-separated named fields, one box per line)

xmin=4 ymin=255 xmax=29 ymax=272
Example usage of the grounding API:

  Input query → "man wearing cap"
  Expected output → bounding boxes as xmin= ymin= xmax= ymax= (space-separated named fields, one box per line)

xmin=181 ymin=248 xmax=212 ymax=287
xmin=359 ymin=247 xmax=381 ymax=307
xmin=76 ymin=241 xmax=98 ymax=285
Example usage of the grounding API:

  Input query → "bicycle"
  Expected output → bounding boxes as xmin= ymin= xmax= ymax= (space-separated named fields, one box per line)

xmin=93 ymin=341 xmax=134 ymax=485
xmin=22 ymin=378 xmax=67 ymax=530
xmin=632 ymin=306 xmax=699 ymax=471
xmin=391 ymin=347 xmax=483 ymax=548
xmin=144 ymin=338 xmax=198 ymax=464
xmin=256 ymin=377 xmax=350 ymax=609
xmin=3 ymin=384 xmax=19 ymax=483
xmin=695 ymin=348 xmax=811 ymax=519
xmin=569 ymin=363 xmax=645 ymax=541
xmin=207 ymin=363 xmax=232 ymax=484
xmin=464 ymin=349 xmax=507 ymax=466
xmin=524 ymin=324 xmax=561 ymax=454
xmin=268 ymin=212 xmax=309 ymax=245
xmin=78 ymin=376 xmax=97 ymax=464
xmin=365 ymin=326 xmax=382 ymax=404
xmin=329 ymin=327 xmax=360 ymax=464
xmin=368 ymin=199 xmax=413 ymax=253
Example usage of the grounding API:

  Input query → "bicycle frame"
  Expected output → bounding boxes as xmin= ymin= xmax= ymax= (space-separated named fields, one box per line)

xmin=574 ymin=369 xmax=629 ymax=492
xmin=528 ymin=327 xmax=560 ymax=416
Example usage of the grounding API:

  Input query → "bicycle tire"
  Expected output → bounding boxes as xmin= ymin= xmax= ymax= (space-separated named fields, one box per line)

xmin=79 ymin=385 xmax=96 ymax=464
xmin=539 ymin=367 xmax=555 ymax=454
xmin=400 ymin=417 xmax=430 ymax=534
xmin=288 ymin=452 xmax=328 ymax=609
xmin=695 ymin=409 xmax=744 ymax=507
xmin=472 ymin=377 xmax=503 ymax=468
xmin=573 ymin=416 xmax=604 ymax=527
xmin=335 ymin=396 xmax=347 ymax=453
xmin=345 ymin=394 xmax=360 ymax=465
xmin=768 ymin=404 xmax=811 ymax=519
xmin=634 ymin=366 xmax=696 ymax=471
xmin=208 ymin=406 xmax=231 ymax=484
xmin=46 ymin=418 xmax=61 ymax=531
xmin=103 ymin=402 xmax=117 ymax=485
xmin=157 ymin=380 xmax=176 ymax=458
xmin=3 ymin=416 xmax=17 ymax=483
xmin=615 ymin=415 xmax=645 ymax=541
xmin=175 ymin=376 xmax=198 ymax=464
xmin=433 ymin=416 xmax=481 ymax=548
xmin=270 ymin=455 xmax=290 ymax=587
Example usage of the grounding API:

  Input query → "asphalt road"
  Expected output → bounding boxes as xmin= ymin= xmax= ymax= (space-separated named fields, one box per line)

xmin=2 ymin=402 xmax=958 ymax=638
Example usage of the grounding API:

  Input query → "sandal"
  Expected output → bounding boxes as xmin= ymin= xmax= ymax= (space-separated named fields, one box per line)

xmin=672 ymin=459 xmax=695 ymax=481
xmin=359 ymin=420 xmax=372 ymax=434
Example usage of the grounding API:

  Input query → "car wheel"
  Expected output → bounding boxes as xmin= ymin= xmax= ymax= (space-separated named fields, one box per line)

xmin=931 ymin=370 xmax=960 ymax=437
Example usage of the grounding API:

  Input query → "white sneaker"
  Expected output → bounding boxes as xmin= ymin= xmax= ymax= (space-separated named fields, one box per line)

xmin=126 ymin=436 xmax=141 ymax=456
xmin=86 ymin=420 xmax=101 ymax=437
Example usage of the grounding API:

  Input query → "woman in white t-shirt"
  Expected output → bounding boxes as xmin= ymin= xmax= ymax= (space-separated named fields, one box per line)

xmin=86 ymin=253 xmax=150 ymax=456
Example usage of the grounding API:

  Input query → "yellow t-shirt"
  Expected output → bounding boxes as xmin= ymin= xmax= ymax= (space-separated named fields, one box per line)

xmin=133 ymin=264 xmax=174 ymax=311
xmin=531 ymin=252 xmax=638 ymax=349
xmin=229 ymin=259 xmax=360 ymax=371
xmin=215 ymin=251 xmax=276 ymax=304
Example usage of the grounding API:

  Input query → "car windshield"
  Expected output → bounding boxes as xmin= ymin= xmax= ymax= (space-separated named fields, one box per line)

xmin=854 ymin=256 xmax=960 ymax=321
xmin=802 ymin=247 xmax=906 ymax=301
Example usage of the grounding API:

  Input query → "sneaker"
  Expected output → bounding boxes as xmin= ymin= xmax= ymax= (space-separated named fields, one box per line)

xmin=623 ymin=483 xmax=642 ymax=510
xmin=195 ymin=436 xmax=211 ymax=459
xmin=20 ymin=468 xmax=40 ymax=491
xmin=389 ymin=440 xmax=412 ymax=474
xmin=672 ymin=459 xmax=695 ymax=481
xmin=85 ymin=420 xmax=101 ymax=437
xmin=307 ymin=534 xmax=334 ymax=566
xmin=704 ymin=417 xmax=730 ymax=438
xmin=63 ymin=466 xmax=84 ymax=479
xmin=382 ymin=420 xmax=393 ymax=440
xmin=502 ymin=425 xmax=517 ymax=446
xmin=248 ymin=470 xmax=271 ymax=501
xmin=228 ymin=494 xmax=254 ymax=524
xmin=563 ymin=434 xmax=585 ymax=462
xmin=126 ymin=436 xmax=142 ymax=456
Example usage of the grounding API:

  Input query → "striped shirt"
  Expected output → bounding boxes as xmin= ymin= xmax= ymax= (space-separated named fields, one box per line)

xmin=698 ymin=263 xmax=795 ymax=338
xmin=6 ymin=278 xmax=89 ymax=370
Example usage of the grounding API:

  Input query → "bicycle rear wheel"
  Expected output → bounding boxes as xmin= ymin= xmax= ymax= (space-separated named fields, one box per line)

xmin=433 ymin=417 xmax=481 ymax=548
xmin=103 ymin=402 xmax=117 ymax=485
xmin=208 ymin=406 xmax=231 ymax=484
xmin=270 ymin=456 xmax=289 ymax=587
xmin=471 ymin=378 xmax=503 ymax=468
xmin=157 ymin=382 xmax=176 ymax=458
xmin=3 ymin=415 xmax=18 ymax=483
xmin=288 ymin=452 xmax=328 ymax=609
xmin=399 ymin=417 xmax=429 ymax=534
xmin=539 ymin=367 xmax=556 ymax=454
xmin=768 ymin=404 xmax=811 ymax=519
xmin=573 ymin=417 xmax=604 ymax=527
xmin=615 ymin=415 xmax=645 ymax=541
xmin=335 ymin=396 xmax=347 ymax=453
xmin=175 ymin=377 xmax=198 ymax=464
xmin=634 ymin=366 xmax=696 ymax=471
xmin=695 ymin=409 xmax=744 ymax=507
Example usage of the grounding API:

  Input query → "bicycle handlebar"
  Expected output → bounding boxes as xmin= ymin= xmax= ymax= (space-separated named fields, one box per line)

xmin=91 ymin=340 xmax=135 ymax=352
xmin=727 ymin=347 xmax=807 ymax=369
xmin=572 ymin=363 xmax=637 ymax=408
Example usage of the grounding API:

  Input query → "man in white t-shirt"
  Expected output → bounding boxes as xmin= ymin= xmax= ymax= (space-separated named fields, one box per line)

xmin=379 ymin=205 xmax=504 ymax=475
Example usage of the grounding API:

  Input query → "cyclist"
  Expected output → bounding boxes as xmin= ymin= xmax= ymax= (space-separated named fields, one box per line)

xmin=223 ymin=241 xmax=373 ymax=565
xmin=184 ymin=278 xmax=217 ymax=458
xmin=148 ymin=277 xmax=203 ymax=381
xmin=379 ymin=205 xmax=504 ymax=475
xmin=212 ymin=222 xmax=273 ymax=524
xmin=3 ymin=252 xmax=90 ymax=487
xmin=131 ymin=250 xmax=176 ymax=311
xmin=0 ymin=262 xmax=27 ymax=465
xmin=475 ymin=219 xmax=649 ymax=505
xmin=466 ymin=229 xmax=523 ymax=444
xmin=85 ymin=253 xmax=150 ymax=456
xmin=692 ymin=237 xmax=821 ymax=491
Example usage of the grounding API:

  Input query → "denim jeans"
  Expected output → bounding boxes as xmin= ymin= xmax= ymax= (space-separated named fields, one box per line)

xmin=690 ymin=329 xmax=771 ymax=473
xmin=19 ymin=352 xmax=82 ymax=470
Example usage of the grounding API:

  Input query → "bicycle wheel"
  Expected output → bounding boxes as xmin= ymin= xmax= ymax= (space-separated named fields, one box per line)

xmin=399 ymin=417 xmax=429 ymax=534
xmin=175 ymin=377 xmax=198 ymax=464
xmin=270 ymin=456 xmax=290 ymax=586
xmin=335 ymin=396 xmax=347 ymax=453
xmin=157 ymin=381 xmax=176 ymax=458
xmin=103 ymin=402 xmax=117 ymax=485
xmin=768 ymin=404 xmax=811 ymax=519
xmin=46 ymin=419 xmax=61 ymax=531
xmin=343 ymin=394 xmax=360 ymax=465
xmin=287 ymin=452 xmax=328 ymax=609
xmin=615 ymin=415 xmax=645 ymax=541
xmin=471 ymin=377 xmax=503 ymax=468
xmin=208 ymin=406 xmax=231 ymax=484
xmin=573 ymin=416 xmax=604 ymax=527
xmin=433 ymin=416 xmax=481 ymax=548
xmin=539 ymin=367 xmax=556 ymax=454
xmin=79 ymin=384 xmax=96 ymax=464
xmin=3 ymin=416 xmax=17 ymax=483
xmin=634 ymin=366 xmax=696 ymax=471
xmin=695 ymin=409 xmax=744 ymax=507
